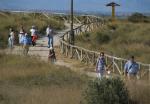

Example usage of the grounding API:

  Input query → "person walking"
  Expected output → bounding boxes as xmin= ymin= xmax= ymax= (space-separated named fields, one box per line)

xmin=8 ymin=28 xmax=15 ymax=49
xmin=124 ymin=56 xmax=139 ymax=80
xmin=8 ymin=34 xmax=12 ymax=49
xmin=22 ymin=33 xmax=32 ymax=55
xmin=18 ymin=28 xmax=25 ymax=53
xmin=30 ymin=25 xmax=37 ymax=46
xmin=46 ymin=25 xmax=53 ymax=48
xmin=96 ymin=52 xmax=107 ymax=79
xmin=18 ymin=27 xmax=25 ymax=45
xmin=48 ymin=47 xmax=56 ymax=63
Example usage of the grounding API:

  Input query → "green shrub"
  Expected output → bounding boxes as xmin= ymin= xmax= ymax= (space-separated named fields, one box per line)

xmin=82 ymin=78 xmax=130 ymax=104
xmin=128 ymin=13 xmax=149 ymax=23
xmin=95 ymin=32 xmax=110 ymax=44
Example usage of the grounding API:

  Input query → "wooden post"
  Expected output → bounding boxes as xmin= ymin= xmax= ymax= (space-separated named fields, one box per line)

xmin=70 ymin=0 xmax=74 ymax=45
xmin=112 ymin=5 xmax=115 ymax=22
xmin=106 ymin=56 xmax=108 ymax=65
xmin=139 ymin=64 xmax=141 ymax=71
xmin=62 ymin=42 xmax=64 ymax=54
xmin=106 ymin=2 xmax=120 ymax=23
xmin=93 ymin=53 xmax=96 ymax=65
xmin=113 ymin=58 xmax=115 ymax=72
xmin=70 ymin=46 xmax=73 ymax=58
xmin=66 ymin=45 xmax=68 ymax=57
xmin=81 ymin=49 xmax=83 ymax=61
xmin=149 ymin=64 xmax=150 ymax=81
xmin=121 ymin=61 xmax=123 ymax=71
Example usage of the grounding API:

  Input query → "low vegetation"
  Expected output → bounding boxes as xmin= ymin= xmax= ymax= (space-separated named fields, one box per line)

xmin=0 ymin=53 xmax=87 ymax=104
xmin=0 ymin=12 xmax=65 ymax=48
xmin=81 ymin=78 xmax=150 ymax=104
xmin=0 ymin=53 xmax=149 ymax=104
xmin=76 ymin=20 xmax=150 ymax=63
xmin=126 ymin=80 xmax=150 ymax=104
xmin=82 ymin=78 xmax=129 ymax=104
xmin=128 ymin=13 xmax=150 ymax=23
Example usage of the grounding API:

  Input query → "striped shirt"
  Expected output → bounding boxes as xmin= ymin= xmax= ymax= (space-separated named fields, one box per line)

xmin=96 ymin=57 xmax=106 ymax=71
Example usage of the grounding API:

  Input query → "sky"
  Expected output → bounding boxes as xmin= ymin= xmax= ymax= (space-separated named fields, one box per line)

xmin=0 ymin=0 xmax=150 ymax=13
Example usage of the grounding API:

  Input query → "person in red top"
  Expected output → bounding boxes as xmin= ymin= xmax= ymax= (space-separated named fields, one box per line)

xmin=30 ymin=25 xmax=38 ymax=46
xmin=32 ymin=34 xmax=38 ymax=46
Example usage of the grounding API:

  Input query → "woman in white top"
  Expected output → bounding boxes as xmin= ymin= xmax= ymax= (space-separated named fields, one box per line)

xmin=30 ymin=26 xmax=36 ymax=37
xmin=46 ymin=25 xmax=53 ymax=48
xmin=8 ymin=28 xmax=15 ymax=49
xmin=19 ymin=27 xmax=25 ymax=45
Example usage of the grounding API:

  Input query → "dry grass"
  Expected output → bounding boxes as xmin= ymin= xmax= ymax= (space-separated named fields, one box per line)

xmin=125 ymin=80 xmax=150 ymax=104
xmin=0 ymin=53 xmax=87 ymax=104
xmin=76 ymin=21 xmax=150 ymax=63
xmin=75 ymin=20 xmax=150 ymax=103
xmin=0 ymin=12 xmax=65 ymax=48
xmin=0 ymin=84 xmax=83 ymax=104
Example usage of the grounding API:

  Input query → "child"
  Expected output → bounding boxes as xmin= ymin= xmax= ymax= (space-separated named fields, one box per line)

xmin=48 ymin=47 xmax=56 ymax=63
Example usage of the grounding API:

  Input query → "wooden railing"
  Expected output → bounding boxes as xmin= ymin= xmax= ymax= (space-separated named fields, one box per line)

xmin=60 ymin=17 xmax=150 ymax=80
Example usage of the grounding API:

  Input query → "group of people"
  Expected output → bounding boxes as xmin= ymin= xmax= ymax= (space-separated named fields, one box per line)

xmin=8 ymin=25 xmax=139 ymax=77
xmin=8 ymin=25 xmax=56 ymax=63
xmin=96 ymin=52 xmax=139 ymax=80
xmin=8 ymin=25 xmax=38 ymax=55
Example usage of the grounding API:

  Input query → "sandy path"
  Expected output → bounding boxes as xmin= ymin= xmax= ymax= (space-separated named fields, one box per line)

xmin=3 ymin=23 xmax=97 ymax=77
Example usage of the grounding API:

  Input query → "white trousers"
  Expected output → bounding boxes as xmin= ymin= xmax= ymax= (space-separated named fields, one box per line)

xmin=97 ymin=70 xmax=104 ymax=79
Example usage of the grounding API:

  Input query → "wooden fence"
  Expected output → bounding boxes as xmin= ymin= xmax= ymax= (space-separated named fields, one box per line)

xmin=60 ymin=17 xmax=150 ymax=80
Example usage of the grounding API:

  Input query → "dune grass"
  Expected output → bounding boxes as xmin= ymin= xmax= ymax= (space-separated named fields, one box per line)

xmin=76 ymin=20 xmax=150 ymax=103
xmin=76 ymin=21 xmax=150 ymax=63
xmin=0 ymin=53 xmax=149 ymax=104
xmin=0 ymin=53 xmax=87 ymax=104
xmin=0 ymin=12 xmax=65 ymax=48
xmin=126 ymin=80 xmax=150 ymax=104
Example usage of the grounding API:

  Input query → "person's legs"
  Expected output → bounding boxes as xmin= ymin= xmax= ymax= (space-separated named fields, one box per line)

xmin=51 ymin=36 xmax=53 ymax=47
xmin=23 ymin=45 xmax=29 ymax=55
xmin=9 ymin=39 xmax=14 ymax=50
xmin=31 ymin=36 xmax=34 ymax=46
xmin=8 ymin=38 xmax=11 ymax=48
xmin=100 ymin=71 xmax=104 ymax=79
xmin=97 ymin=71 xmax=104 ymax=80
xmin=33 ymin=41 xmax=35 ymax=46
xmin=97 ymin=72 xmax=101 ymax=79
xmin=23 ymin=45 xmax=26 ymax=55
xmin=49 ymin=38 xmax=52 ymax=48
xmin=50 ymin=58 xmax=54 ymax=64
xmin=26 ymin=45 xmax=29 ymax=55
xmin=11 ymin=39 xmax=14 ymax=48
xmin=32 ymin=36 xmax=36 ymax=46
xmin=49 ymin=36 xmax=53 ymax=48
xmin=19 ymin=44 xmax=23 ymax=55
xmin=127 ymin=74 xmax=137 ymax=84
xmin=48 ymin=37 xmax=50 ymax=48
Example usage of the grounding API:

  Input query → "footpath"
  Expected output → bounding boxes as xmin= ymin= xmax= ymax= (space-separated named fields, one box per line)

xmin=4 ymin=23 xmax=97 ymax=78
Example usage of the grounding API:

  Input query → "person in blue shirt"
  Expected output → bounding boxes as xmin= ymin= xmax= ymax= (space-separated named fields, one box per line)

xmin=96 ymin=52 xmax=107 ymax=79
xmin=22 ymin=33 xmax=32 ymax=55
xmin=124 ymin=56 xmax=139 ymax=80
